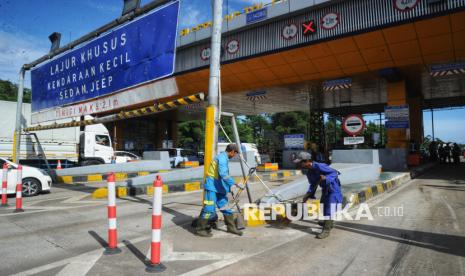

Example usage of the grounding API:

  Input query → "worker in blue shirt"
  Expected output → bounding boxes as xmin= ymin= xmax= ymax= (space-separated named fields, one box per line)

xmin=294 ymin=152 xmax=343 ymax=239
xmin=194 ymin=144 xmax=243 ymax=237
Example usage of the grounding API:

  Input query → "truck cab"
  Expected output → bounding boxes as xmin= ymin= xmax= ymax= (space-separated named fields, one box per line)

xmin=79 ymin=124 xmax=114 ymax=166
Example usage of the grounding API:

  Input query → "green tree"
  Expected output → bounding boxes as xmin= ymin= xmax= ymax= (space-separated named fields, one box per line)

xmin=244 ymin=114 xmax=271 ymax=148
xmin=363 ymin=121 xmax=386 ymax=148
xmin=177 ymin=120 xmax=205 ymax=151
xmin=218 ymin=117 xmax=253 ymax=143
xmin=325 ymin=115 xmax=343 ymax=146
xmin=0 ymin=79 xmax=31 ymax=103
xmin=271 ymin=112 xmax=309 ymax=139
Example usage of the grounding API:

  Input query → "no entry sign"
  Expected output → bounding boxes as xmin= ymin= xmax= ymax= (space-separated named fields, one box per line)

xmin=342 ymin=114 xmax=365 ymax=136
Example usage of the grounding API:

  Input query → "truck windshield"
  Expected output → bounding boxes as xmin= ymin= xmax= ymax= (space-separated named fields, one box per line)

xmin=95 ymin=135 xmax=110 ymax=147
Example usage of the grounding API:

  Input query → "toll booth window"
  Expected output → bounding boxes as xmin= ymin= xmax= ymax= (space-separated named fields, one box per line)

xmin=96 ymin=135 xmax=110 ymax=147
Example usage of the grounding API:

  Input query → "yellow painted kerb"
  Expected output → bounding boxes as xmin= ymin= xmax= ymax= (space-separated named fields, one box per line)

xmin=61 ymin=176 xmax=73 ymax=184
xmin=88 ymin=174 xmax=103 ymax=182
xmin=185 ymin=182 xmax=201 ymax=191
xmin=92 ymin=188 xmax=108 ymax=199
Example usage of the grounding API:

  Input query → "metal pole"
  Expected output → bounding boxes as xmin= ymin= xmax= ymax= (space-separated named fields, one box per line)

xmin=231 ymin=116 xmax=253 ymax=203
xmin=379 ymin=112 xmax=383 ymax=145
xmin=203 ymin=0 xmax=223 ymax=179
xmin=333 ymin=116 xmax=337 ymax=145
xmin=431 ymin=108 xmax=435 ymax=141
xmin=13 ymin=69 xmax=25 ymax=163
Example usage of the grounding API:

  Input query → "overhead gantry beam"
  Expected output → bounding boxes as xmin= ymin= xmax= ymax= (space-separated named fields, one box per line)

xmin=24 ymin=93 xmax=204 ymax=132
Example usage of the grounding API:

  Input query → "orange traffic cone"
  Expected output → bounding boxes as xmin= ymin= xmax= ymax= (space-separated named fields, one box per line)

xmin=57 ymin=160 xmax=62 ymax=170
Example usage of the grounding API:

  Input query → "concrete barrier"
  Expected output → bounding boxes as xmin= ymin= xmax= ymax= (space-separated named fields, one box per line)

xmin=260 ymin=149 xmax=382 ymax=205
xmin=248 ymin=172 xmax=411 ymax=226
xmin=127 ymin=151 xmax=257 ymax=187
xmin=56 ymin=159 xmax=171 ymax=183
xmin=142 ymin=151 xmax=170 ymax=162
xmin=379 ymin=148 xmax=408 ymax=172
xmin=91 ymin=170 xmax=302 ymax=199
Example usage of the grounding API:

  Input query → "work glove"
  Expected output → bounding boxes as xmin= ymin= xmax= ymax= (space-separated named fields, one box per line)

xmin=302 ymin=192 xmax=316 ymax=203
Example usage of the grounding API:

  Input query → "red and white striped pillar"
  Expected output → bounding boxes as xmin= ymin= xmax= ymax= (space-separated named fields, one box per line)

xmin=14 ymin=165 xmax=24 ymax=213
xmin=104 ymin=173 xmax=121 ymax=254
xmin=1 ymin=163 xmax=8 ymax=207
xmin=146 ymin=175 xmax=166 ymax=272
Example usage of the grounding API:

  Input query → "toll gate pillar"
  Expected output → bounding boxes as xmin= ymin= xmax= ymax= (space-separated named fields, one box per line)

xmin=407 ymin=96 xmax=424 ymax=148
xmin=386 ymin=81 xmax=409 ymax=149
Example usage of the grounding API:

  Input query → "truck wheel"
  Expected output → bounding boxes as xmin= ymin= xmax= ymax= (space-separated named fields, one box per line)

xmin=22 ymin=178 xmax=42 ymax=197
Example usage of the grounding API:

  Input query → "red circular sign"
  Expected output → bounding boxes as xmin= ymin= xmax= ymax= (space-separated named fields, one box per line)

xmin=226 ymin=39 xmax=240 ymax=55
xmin=321 ymin=12 xmax=340 ymax=30
xmin=393 ymin=0 xmax=420 ymax=12
xmin=200 ymin=46 xmax=211 ymax=61
xmin=282 ymin=23 xmax=298 ymax=40
xmin=342 ymin=114 xmax=365 ymax=136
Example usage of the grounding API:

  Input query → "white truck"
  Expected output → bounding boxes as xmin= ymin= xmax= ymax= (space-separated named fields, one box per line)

xmin=217 ymin=142 xmax=262 ymax=164
xmin=0 ymin=100 xmax=116 ymax=168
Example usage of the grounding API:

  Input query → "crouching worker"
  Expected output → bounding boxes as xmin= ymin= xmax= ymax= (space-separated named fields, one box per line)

xmin=294 ymin=152 xmax=343 ymax=239
xmin=194 ymin=144 xmax=243 ymax=237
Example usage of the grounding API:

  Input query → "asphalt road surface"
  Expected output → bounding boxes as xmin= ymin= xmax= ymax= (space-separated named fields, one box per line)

xmin=0 ymin=163 xmax=464 ymax=275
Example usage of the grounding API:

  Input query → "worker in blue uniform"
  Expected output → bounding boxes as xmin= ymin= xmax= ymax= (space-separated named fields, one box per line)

xmin=194 ymin=144 xmax=243 ymax=237
xmin=294 ymin=152 xmax=343 ymax=239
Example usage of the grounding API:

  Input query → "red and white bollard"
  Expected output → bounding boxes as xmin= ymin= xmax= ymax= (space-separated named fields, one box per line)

xmin=104 ymin=173 xmax=121 ymax=254
xmin=14 ymin=165 xmax=24 ymax=213
xmin=146 ymin=175 xmax=166 ymax=272
xmin=1 ymin=163 xmax=8 ymax=207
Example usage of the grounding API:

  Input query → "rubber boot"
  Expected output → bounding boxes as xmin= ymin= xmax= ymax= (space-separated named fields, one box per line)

xmin=316 ymin=220 xmax=333 ymax=239
xmin=195 ymin=218 xmax=213 ymax=237
xmin=209 ymin=217 xmax=219 ymax=230
xmin=318 ymin=220 xmax=334 ymax=229
xmin=224 ymin=214 xmax=243 ymax=236
xmin=192 ymin=218 xmax=213 ymax=233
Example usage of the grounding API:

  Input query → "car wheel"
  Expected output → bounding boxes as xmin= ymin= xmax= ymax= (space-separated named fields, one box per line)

xmin=22 ymin=178 xmax=42 ymax=197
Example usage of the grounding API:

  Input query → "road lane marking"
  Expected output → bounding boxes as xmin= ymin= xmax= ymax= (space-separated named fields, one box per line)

xmin=440 ymin=196 xmax=460 ymax=232
xmin=178 ymin=230 xmax=307 ymax=276
xmin=11 ymin=236 xmax=150 ymax=276
xmin=148 ymin=241 xmax=237 ymax=261
xmin=55 ymin=249 xmax=102 ymax=276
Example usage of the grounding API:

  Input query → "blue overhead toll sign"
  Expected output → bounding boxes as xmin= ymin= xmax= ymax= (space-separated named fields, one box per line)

xmin=246 ymin=8 xmax=268 ymax=24
xmin=31 ymin=1 xmax=180 ymax=112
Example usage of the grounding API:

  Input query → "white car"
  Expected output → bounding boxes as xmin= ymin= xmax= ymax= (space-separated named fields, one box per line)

xmin=156 ymin=148 xmax=193 ymax=167
xmin=0 ymin=158 xmax=52 ymax=197
xmin=114 ymin=151 xmax=140 ymax=163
